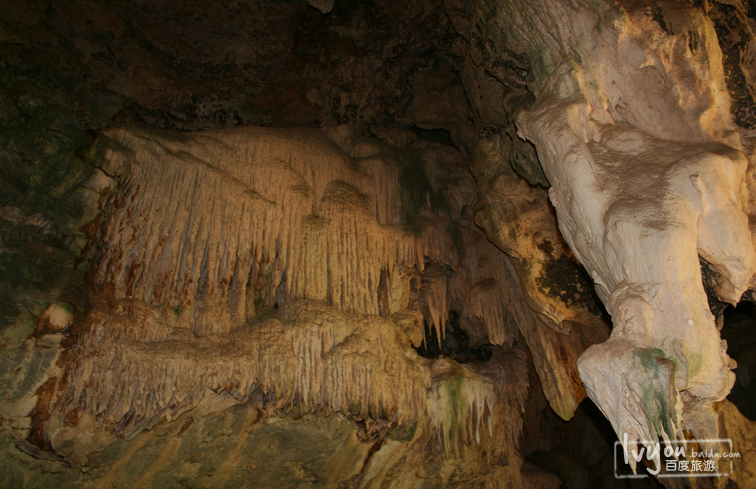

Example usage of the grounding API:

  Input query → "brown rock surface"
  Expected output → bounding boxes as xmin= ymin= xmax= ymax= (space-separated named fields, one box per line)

xmin=3 ymin=0 xmax=756 ymax=487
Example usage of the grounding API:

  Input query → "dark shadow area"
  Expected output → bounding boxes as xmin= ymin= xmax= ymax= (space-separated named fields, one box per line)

xmin=414 ymin=310 xmax=492 ymax=363
xmin=721 ymin=300 xmax=756 ymax=421
xmin=526 ymin=398 xmax=666 ymax=489
xmin=407 ymin=125 xmax=455 ymax=147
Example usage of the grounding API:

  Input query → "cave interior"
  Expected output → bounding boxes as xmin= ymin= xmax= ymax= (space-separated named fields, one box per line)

xmin=1 ymin=0 xmax=756 ymax=488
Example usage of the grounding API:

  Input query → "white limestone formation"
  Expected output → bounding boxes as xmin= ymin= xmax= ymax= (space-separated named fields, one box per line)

xmin=521 ymin=104 xmax=756 ymax=464
xmin=483 ymin=0 xmax=756 ymax=468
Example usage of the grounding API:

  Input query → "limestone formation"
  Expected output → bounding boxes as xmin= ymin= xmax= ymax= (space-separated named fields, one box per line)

xmin=469 ymin=123 xmax=609 ymax=420
xmin=5 ymin=122 xmax=544 ymax=486
xmin=4 ymin=0 xmax=756 ymax=486
xmin=452 ymin=3 xmax=613 ymax=422
xmin=470 ymin=0 xmax=756 ymax=470
xmin=306 ymin=0 xmax=335 ymax=15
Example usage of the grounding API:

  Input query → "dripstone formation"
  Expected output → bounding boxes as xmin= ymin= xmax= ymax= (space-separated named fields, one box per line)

xmin=2 ymin=0 xmax=756 ymax=488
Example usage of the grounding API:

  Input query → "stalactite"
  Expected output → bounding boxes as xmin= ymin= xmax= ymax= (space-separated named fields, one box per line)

xmin=498 ymin=0 xmax=756 ymax=463
xmin=89 ymin=125 xmax=526 ymax=345
xmin=94 ymin=126 xmax=462 ymax=335
xmin=427 ymin=358 xmax=496 ymax=454
xmin=421 ymin=265 xmax=449 ymax=346
xmin=54 ymin=123 xmax=533 ymax=455
xmin=454 ymin=225 xmax=520 ymax=346
xmin=63 ymin=301 xmax=425 ymax=433
xmin=56 ymin=299 xmax=530 ymax=452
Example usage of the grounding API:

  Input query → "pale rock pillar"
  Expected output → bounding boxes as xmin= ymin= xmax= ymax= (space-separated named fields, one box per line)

xmin=481 ymin=0 xmax=756 ymax=465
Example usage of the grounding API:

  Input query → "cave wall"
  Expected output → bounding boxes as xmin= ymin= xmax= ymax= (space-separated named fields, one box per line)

xmin=2 ymin=0 xmax=756 ymax=487
xmin=2 ymin=119 xmax=545 ymax=488
xmin=0 ymin=1 xmax=551 ymax=479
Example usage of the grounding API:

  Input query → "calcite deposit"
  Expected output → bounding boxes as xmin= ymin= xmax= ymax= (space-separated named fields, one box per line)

xmin=467 ymin=0 xmax=756 ymax=478
xmin=7 ymin=122 xmax=541 ymax=486
xmin=3 ymin=0 xmax=756 ymax=487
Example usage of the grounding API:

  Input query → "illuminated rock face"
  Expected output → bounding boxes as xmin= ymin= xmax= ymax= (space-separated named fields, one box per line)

xmin=20 ymin=123 xmax=541 ymax=487
xmin=6 ymin=0 xmax=756 ymax=485
xmin=86 ymin=124 xmax=521 ymax=349
xmin=522 ymin=103 xmax=755 ymax=462
xmin=472 ymin=0 xmax=756 ymax=468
